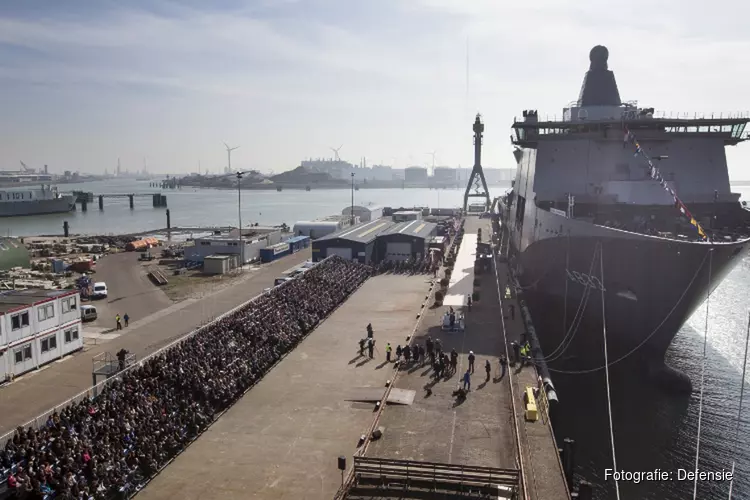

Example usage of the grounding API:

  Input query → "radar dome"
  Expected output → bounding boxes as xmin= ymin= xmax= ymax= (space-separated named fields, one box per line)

xmin=589 ymin=45 xmax=609 ymax=70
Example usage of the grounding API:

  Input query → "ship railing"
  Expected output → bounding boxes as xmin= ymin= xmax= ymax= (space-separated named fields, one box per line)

xmin=516 ymin=109 xmax=750 ymax=125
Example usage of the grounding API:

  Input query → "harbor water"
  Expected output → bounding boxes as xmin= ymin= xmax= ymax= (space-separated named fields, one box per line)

xmin=2 ymin=179 xmax=750 ymax=499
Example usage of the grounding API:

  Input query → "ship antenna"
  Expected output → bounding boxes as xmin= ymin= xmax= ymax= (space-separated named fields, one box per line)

xmin=465 ymin=37 xmax=469 ymax=120
xmin=692 ymin=248 xmax=714 ymax=500
xmin=727 ymin=310 xmax=750 ymax=499
xmin=599 ymin=242 xmax=621 ymax=500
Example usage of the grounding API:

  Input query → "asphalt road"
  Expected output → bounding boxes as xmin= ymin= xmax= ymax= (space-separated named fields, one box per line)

xmin=87 ymin=251 xmax=173 ymax=329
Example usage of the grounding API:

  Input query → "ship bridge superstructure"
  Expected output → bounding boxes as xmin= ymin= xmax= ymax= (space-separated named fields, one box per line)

xmin=506 ymin=45 xmax=750 ymax=244
xmin=510 ymin=46 xmax=749 ymax=205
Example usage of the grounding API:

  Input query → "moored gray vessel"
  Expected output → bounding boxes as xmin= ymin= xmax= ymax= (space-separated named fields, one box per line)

xmin=0 ymin=185 xmax=75 ymax=217
xmin=502 ymin=45 xmax=750 ymax=391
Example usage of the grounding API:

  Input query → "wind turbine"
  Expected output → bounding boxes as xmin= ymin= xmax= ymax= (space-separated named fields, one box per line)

xmin=426 ymin=150 xmax=437 ymax=175
xmin=330 ymin=145 xmax=343 ymax=161
xmin=224 ymin=142 xmax=240 ymax=172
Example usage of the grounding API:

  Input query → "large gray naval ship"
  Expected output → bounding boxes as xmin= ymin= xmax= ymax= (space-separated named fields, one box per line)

xmin=502 ymin=45 xmax=750 ymax=390
xmin=0 ymin=185 xmax=75 ymax=216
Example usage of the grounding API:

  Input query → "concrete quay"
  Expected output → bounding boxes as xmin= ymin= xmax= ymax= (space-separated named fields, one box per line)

xmin=138 ymin=274 xmax=432 ymax=500
xmin=347 ymin=216 xmax=569 ymax=500
xmin=0 ymin=249 xmax=314 ymax=435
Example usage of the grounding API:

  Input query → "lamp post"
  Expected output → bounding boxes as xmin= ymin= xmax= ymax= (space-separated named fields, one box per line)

xmin=224 ymin=142 xmax=242 ymax=267
xmin=350 ymin=172 xmax=355 ymax=225
xmin=236 ymin=171 xmax=244 ymax=267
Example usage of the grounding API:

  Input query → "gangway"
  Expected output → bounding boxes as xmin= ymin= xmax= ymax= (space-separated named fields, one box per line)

xmin=344 ymin=456 xmax=520 ymax=499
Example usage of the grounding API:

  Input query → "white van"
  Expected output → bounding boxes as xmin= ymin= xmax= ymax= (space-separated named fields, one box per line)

xmin=92 ymin=282 xmax=108 ymax=299
xmin=81 ymin=305 xmax=98 ymax=322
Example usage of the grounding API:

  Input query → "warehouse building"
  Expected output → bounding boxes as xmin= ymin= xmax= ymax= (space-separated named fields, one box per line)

xmin=375 ymin=220 xmax=437 ymax=262
xmin=340 ymin=205 xmax=383 ymax=223
xmin=312 ymin=219 xmax=395 ymax=263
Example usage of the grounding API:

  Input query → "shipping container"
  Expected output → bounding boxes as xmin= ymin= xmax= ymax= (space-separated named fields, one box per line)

xmin=285 ymin=235 xmax=311 ymax=253
xmin=259 ymin=242 xmax=291 ymax=263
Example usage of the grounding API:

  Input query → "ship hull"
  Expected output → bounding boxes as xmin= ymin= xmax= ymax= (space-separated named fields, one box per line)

xmin=0 ymin=196 xmax=75 ymax=217
xmin=513 ymin=226 xmax=749 ymax=389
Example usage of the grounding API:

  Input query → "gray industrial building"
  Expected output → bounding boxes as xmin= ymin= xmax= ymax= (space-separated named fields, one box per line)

xmin=186 ymin=227 xmax=283 ymax=264
xmin=312 ymin=219 xmax=394 ymax=263
xmin=340 ymin=205 xmax=383 ymax=223
xmin=375 ymin=220 xmax=437 ymax=262
xmin=312 ymin=218 xmax=436 ymax=263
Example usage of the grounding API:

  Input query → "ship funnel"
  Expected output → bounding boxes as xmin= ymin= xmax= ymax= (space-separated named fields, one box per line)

xmin=577 ymin=45 xmax=622 ymax=107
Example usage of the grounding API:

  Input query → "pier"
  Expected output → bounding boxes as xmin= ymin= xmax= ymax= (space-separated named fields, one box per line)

xmin=337 ymin=216 xmax=569 ymax=500
xmin=73 ymin=192 xmax=167 ymax=211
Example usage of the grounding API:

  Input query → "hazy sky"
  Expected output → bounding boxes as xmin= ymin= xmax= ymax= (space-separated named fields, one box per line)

xmin=2 ymin=0 xmax=750 ymax=177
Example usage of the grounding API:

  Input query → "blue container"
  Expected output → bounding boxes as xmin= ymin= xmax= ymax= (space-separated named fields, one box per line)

xmin=52 ymin=259 xmax=66 ymax=273
xmin=260 ymin=242 xmax=291 ymax=263
xmin=284 ymin=235 xmax=311 ymax=254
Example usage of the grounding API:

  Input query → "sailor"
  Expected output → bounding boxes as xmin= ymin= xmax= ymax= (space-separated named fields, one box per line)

xmin=366 ymin=323 xmax=374 ymax=339
xmin=413 ymin=345 xmax=420 ymax=364
xmin=467 ymin=295 xmax=472 ymax=312
xmin=462 ymin=369 xmax=471 ymax=392
xmin=368 ymin=338 xmax=375 ymax=359
xmin=386 ymin=343 xmax=392 ymax=362
xmin=523 ymin=341 xmax=532 ymax=363
xmin=426 ymin=337 xmax=434 ymax=359
xmin=403 ymin=345 xmax=412 ymax=363
xmin=123 ymin=313 xmax=130 ymax=327
xmin=418 ymin=345 xmax=426 ymax=365
xmin=499 ymin=354 xmax=507 ymax=379
xmin=359 ymin=338 xmax=367 ymax=357
xmin=485 ymin=359 xmax=492 ymax=381
xmin=510 ymin=341 xmax=520 ymax=365
xmin=449 ymin=310 xmax=456 ymax=331
xmin=450 ymin=349 xmax=458 ymax=374
xmin=116 ymin=348 xmax=128 ymax=371
xmin=435 ymin=338 xmax=443 ymax=357
xmin=468 ymin=351 xmax=476 ymax=373
xmin=395 ymin=344 xmax=403 ymax=361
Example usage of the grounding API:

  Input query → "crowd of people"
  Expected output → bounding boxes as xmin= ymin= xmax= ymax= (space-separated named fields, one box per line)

xmin=373 ymin=256 xmax=438 ymax=276
xmin=0 ymin=257 xmax=371 ymax=500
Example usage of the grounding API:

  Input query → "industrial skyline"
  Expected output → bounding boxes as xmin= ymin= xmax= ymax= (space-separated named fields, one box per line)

xmin=2 ymin=1 xmax=749 ymax=178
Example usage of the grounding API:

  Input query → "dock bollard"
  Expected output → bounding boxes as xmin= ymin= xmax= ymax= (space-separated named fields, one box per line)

xmin=576 ymin=481 xmax=592 ymax=500
xmin=562 ymin=437 xmax=576 ymax=489
xmin=63 ymin=221 xmax=69 ymax=238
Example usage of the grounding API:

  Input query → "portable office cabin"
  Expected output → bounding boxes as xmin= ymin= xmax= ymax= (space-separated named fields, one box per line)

xmin=0 ymin=289 xmax=82 ymax=382
xmin=312 ymin=219 xmax=394 ymax=263
xmin=203 ymin=254 xmax=239 ymax=275
xmin=376 ymin=220 xmax=437 ymax=262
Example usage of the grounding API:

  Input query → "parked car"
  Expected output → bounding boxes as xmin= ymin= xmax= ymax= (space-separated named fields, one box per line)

xmin=92 ymin=282 xmax=108 ymax=299
xmin=81 ymin=305 xmax=98 ymax=321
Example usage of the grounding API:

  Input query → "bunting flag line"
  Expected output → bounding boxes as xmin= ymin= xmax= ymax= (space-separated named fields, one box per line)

xmin=623 ymin=128 xmax=708 ymax=240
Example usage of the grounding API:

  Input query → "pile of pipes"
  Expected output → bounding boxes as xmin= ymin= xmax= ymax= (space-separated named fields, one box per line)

xmin=0 ymin=267 xmax=72 ymax=290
